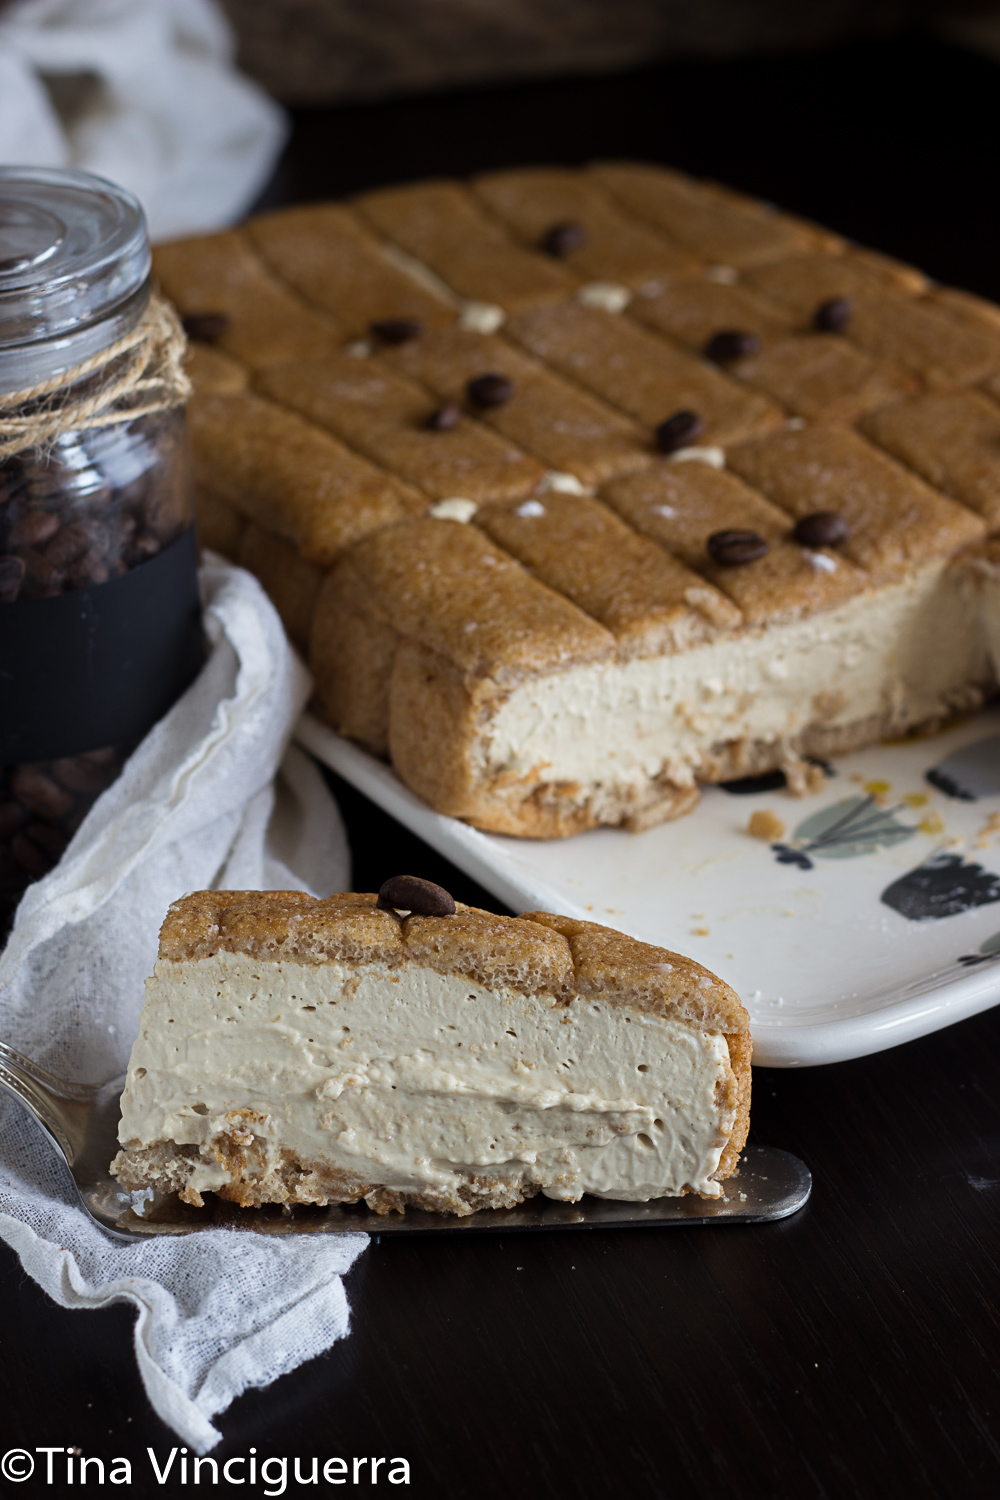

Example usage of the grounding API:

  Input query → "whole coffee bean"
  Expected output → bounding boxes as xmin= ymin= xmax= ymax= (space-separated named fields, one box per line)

xmin=707 ymin=529 xmax=770 ymax=566
xmin=426 ymin=401 xmax=462 ymax=432
xmin=370 ymin=318 xmax=423 ymax=345
xmin=376 ymin=874 xmax=457 ymax=917
xmin=43 ymin=520 xmax=92 ymax=569
xmin=540 ymin=221 xmax=587 ymax=257
xmin=467 ymin=373 xmax=514 ymax=408
xmin=793 ymin=511 xmax=851 ymax=547
xmin=7 ymin=509 xmax=60 ymax=548
xmin=0 ymin=554 xmax=25 ymax=603
xmin=181 ymin=312 xmax=230 ymax=342
xmin=655 ymin=410 xmax=706 ymax=454
xmin=813 ymin=296 xmax=853 ymax=333
xmin=10 ymin=832 xmax=50 ymax=879
xmin=704 ymin=330 xmax=761 ymax=364
xmin=10 ymin=765 xmax=74 ymax=822
xmin=0 ymin=800 xmax=29 ymax=838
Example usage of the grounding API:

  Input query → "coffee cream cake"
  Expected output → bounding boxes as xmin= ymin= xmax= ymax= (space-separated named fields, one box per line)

xmin=111 ymin=881 xmax=752 ymax=1215
xmin=157 ymin=162 xmax=1000 ymax=837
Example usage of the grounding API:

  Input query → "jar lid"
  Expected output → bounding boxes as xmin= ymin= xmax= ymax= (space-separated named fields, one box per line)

xmin=0 ymin=165 xmax=151 ymax=396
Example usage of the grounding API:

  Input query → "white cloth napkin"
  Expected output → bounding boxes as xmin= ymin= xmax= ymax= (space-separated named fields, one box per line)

xmin=0 ymin=0 xmax=287 ymax=241
xmin=0 ymin=556 xmax=367 ymax=1453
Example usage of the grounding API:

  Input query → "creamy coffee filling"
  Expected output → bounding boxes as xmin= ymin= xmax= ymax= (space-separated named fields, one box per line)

xmin=117 ymin=954 xmax=736 ymax=1202
xmin=478 ymin=564 xmax=989 ymax=793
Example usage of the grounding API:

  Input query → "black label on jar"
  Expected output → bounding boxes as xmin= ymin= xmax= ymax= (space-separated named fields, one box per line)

xmin=0 ymin=525 xmax=204 ymax=762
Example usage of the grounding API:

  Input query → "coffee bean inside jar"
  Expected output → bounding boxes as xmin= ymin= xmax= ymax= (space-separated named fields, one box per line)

xmin=0 ymin=412 xmax=191 ymax=601
xmin=0 ymin=167 xmax=203 ymax=938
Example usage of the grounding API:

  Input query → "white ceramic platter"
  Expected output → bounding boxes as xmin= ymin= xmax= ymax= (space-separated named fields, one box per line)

xmin=296 ymin=711 xmax=1000 ymax=1068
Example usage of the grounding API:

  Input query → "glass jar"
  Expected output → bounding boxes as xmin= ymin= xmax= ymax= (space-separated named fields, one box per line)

xmin=0 ymin=167 xmax=203 ymax=935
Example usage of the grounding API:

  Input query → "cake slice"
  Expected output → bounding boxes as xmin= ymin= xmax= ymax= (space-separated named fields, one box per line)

xmin=111 ymin=882 xmax=752 ymax=1216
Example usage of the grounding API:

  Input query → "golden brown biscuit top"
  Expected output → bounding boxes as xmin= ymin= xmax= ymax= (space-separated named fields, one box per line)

xmin=163 ymin=160 xmax=1000 ymax=669
xmin=159 ymin=890 xmax=749 ymax=1035
xmin=727 ymin=425 xmax=987 ymax=581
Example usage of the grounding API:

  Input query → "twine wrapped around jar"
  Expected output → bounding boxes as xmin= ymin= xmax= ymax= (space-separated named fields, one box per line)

xmin=0 ymin=292 xmax=190 ymax=460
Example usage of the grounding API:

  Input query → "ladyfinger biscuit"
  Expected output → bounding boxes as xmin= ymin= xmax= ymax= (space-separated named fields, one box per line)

xmin=745 ymin=255 xmax=1000 ymax=388
xmin=381 ymin=326 xmax=652 ymax=483
xmin=727 ymin=426 xmax=987 ymax=581
xmin=313 ymin=516 xmax=614 ymax=696
xmin=848 ymin=247 xmax=930 ymax=295
xmin=473 ymin=492 xmax=741 ymax=656
xmin=255 ymin=355 xmax=544 ymax=502
xmin=590 ymin=162 xmax=819 ymax=269
xmin=310 ymin=519 xmax=619 ymax=835
xmin=861 ymin=392 xmax=1000 ymax=528
xmin=353 ymin=180 xmax=575 ymax=311
xmin=600 ymin=462 xmax=865 ymax=624
xmin=630 ymin=279 xmax=793 ymax=351
xmin=307 ymin=549 xmax=403 ymax=755
xmin=698 ymin=181 xmax=845 ymax=256
xmin=732 ymin=336 xmax=916 ymax=422
xmin=926 ymin=285 xmax=1000 ymax=337
xmin=236 ymin=522 xmax=325 ymax=653
xmin=472 ymin=167 xmax=702 ymax=290
xmin=184 ymin=342 xmax=249 ymax=396
xmin=245 ymin=203 xmax=455 ymax=335
xmin=153 ymin=231 xmax=342 ymax=368
xmin=187 ymin=391 xmax=425 ymax=567
xmin=744 ymin=251 xmax=928 ymax=313
xmin=505 ymin=302 xmax=784 ymax=445
xmin=925 ymin=288 xmax=1000 ymax=404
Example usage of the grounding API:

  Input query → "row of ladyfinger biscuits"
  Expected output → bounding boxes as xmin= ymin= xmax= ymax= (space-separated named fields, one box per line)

xmin=155 ymin=164 xmax=1000 ymax=721
xmin=171 ymin=161 xmax=1000 ymax=401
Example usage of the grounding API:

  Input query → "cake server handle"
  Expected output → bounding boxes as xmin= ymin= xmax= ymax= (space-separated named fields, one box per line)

xmin=0 ymin=1039 xmax=99 ymax=1166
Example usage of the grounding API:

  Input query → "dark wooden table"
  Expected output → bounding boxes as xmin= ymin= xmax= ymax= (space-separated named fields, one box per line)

xmin=5 ymin=31 xmax=1000 ymax=1498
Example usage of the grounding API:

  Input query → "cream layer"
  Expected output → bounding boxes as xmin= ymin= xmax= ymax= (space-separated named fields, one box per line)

xmin=478 ymin=563 xmax=989 ymax=794
xmin=117 ymin=953 xmax=736 ymax=1202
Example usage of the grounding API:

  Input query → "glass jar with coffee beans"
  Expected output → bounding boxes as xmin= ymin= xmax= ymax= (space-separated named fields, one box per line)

xmin=0 ymin=167 xmax=203 ymax=936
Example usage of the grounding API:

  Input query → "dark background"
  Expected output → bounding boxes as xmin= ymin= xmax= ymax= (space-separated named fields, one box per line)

xmin=5 ymin=31 xmax=1000 ymax=1499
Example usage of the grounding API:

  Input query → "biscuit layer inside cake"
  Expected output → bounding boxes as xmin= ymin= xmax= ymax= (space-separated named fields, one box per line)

xmin=113 ymin=951 xmax=740 ymax=1214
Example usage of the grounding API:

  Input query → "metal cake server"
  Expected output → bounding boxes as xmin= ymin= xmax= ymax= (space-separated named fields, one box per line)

xmin=0 ymin=1039 xmax=811 ymax=1238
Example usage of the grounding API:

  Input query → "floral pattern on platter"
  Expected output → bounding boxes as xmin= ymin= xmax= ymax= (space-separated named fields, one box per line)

xmin=745 ymin=732 xmax=1000 ymax=949
xmin=770 ymin=795 xmax=918 ymax=871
